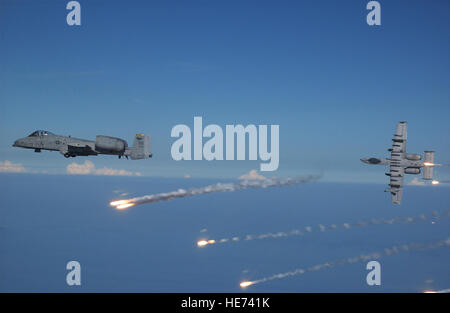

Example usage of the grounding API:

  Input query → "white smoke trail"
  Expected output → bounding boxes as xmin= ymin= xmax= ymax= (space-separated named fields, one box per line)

xmin=432 ymin=180 xmax=450 ymax=185
xmin=198 ymin=209 xmax=450 ymax=247
xmin=110 ymin=175 xmax=320 ymax=209
xmin=240 ymin=237 xmax=450 ymax=287
xmin=424 ymin=288 xmax=450 ymax=293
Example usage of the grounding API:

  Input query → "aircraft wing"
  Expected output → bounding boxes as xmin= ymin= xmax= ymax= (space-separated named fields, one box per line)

xmin=391 ymin=121 xmax=407 ymax=153
xmin=390 ymin=187 xmax=403 ymax=205
xmin=388 ymin=165 xmax=404 ymax=205
xmin=387 ymin=122 xmax=407 ymax=204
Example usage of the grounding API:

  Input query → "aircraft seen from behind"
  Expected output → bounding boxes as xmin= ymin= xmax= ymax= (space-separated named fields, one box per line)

xmin=13 ymin=130 xmax=152 ymax=160
xmin=361 ymin=121 xmax=435 ymax=205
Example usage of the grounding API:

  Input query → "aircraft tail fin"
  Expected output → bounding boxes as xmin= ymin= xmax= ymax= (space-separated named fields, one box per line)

xmin=128 ymin=134 xmax=152 ymax=160
xmin=423 ymin=151 xmax=434 ymax=180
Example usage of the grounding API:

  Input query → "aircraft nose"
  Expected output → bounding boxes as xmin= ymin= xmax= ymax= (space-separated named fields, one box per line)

xmin=361 ymin=158 xmax=369 ymax=163
xmin=12 ymin=140 xmax=18 ymax=147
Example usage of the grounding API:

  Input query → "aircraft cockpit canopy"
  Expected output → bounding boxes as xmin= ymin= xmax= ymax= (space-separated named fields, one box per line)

xmin=28 ymin=130 xmax=54 ymax=137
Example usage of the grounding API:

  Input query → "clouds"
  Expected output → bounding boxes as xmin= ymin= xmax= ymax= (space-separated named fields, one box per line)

xmin=66 ymin=160 xmax=142 ymax=176
xmin=66 ymin=160 xmax=95 ymax=175
xmin=0 ymin=159 xmax=142 ymax=176
xmin=408 ymin=177 xmax=426 ymax=186
xmin=238 ymin=169 xmax=267 ymax=181
xmin=0 ymin=160 xmax=26 ymax=173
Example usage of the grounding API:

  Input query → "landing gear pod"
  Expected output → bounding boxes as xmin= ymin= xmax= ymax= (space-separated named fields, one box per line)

xmin=423 ymin=151 xmax=435 ymax=180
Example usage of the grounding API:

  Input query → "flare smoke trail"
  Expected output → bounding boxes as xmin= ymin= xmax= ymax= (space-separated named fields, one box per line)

xmin=424 ymin=288 xmax=450 ymax=293
xmin=110 ymin=175 xmax=320 ymax=209
xmin=240 ymin=237 xmax=450 ymax=288
xmin=198 ymin=209 xmax=450 ymax=247
xmin=432 ymin=180 xmax=450 ymax=185
xmin=433 ymin=289 xmax=450 ymax=293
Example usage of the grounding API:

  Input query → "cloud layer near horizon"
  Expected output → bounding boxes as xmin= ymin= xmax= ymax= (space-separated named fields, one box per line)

xmin=66 ymin=160 xmax=141 ymax=176
xmin=238 ymin=169 xmax=267 ymax=180
xmin=408 ymin=177 xmax=426 ymax=186
xmin=0 ymin=160 xmax=26 ymax=173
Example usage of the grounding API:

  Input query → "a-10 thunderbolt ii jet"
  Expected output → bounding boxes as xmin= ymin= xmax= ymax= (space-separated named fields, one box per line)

xmin=13 ymin=130 xmax=152 ymax=160
xmin=361 ymin=121 xmax=435 ymax=205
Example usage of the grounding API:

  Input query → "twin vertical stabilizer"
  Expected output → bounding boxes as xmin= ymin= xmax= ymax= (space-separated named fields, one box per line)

xmin=126 ymin=134 xmax=152 ymax=160
xmin=423 ymin=151 xmax=434 ymax=180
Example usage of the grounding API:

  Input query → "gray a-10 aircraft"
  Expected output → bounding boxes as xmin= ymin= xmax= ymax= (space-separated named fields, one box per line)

xmin=361 ymin=121 xmax=435 ymax=205
xmin=13 ymin=130 xmax=152 ymax=160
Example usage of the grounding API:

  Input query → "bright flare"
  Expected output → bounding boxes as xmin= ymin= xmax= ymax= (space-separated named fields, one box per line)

xmin=197 ymin=240 xmax=209 ymax=247
xmin=116 ymin=203 xmax=135 ymax=210
xmin=432 ymin=180 xmax=440 ymax=185
xmin=424 ymin=162 xmax=435 ymax=167
xmin=110 ymin=200 xmax=129 ymax=207
xmin=106 ymin=175 xmax=320 ymax=208
xmin=240 ymin=281 xmax=254 ymax=288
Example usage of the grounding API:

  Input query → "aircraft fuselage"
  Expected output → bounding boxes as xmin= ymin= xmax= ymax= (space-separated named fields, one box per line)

xmin=14 ymin=134 xmax=95 ymax=154
xmin=360 ymin=157 xmax=424 ymax=169
xmin=13 ymin=130 xmax=152 ymax=159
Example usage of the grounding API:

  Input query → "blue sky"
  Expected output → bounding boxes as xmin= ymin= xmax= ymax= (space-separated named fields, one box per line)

xmin=0 ymin=0 xmax=449 ymax=181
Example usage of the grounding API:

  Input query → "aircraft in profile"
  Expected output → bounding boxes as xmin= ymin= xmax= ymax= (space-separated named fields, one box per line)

xmin=361 ymin=121 xmax=435 ymax=204
xmin=13 ymin=130 xmax=152 ymax=160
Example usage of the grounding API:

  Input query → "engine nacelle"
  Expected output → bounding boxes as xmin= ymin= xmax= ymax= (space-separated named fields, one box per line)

xmin=405 ymin=154 xmax=422 ymax=160
xmin=405 ymin=167 xmax=421 ymax=174
xmin=95 ymin=135 xmax=127 ymax=153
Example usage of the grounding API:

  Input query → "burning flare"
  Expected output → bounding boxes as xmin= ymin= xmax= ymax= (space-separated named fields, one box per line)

xmin=424 ymin=288 xmax=450 ymax=293
xmin=116 ymin=203 xmax=135 ymax=210
xmin=240 ymin=281 xmax=254 ymax=288
xmin=237 ymin=237 xmax=450 ymax=287
xmin=432 ymin=180 xmax=440 ymax=185
xmin=110 ymin=200 xmax=136 ymax=210
xmin=106 ymin=175 xmax=320 ymax=208
xmin=110 ymin=200 xmax=129 ymax=206
xmin=424 ymin=162 xmax=435 ymax=167
xmin=197 ymin=239 xmax=216 ymax=247
xmin=197 ymin=240 xmax=209 ymax=247
xmin=194 ymin=209 xmax=450 ymax=248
